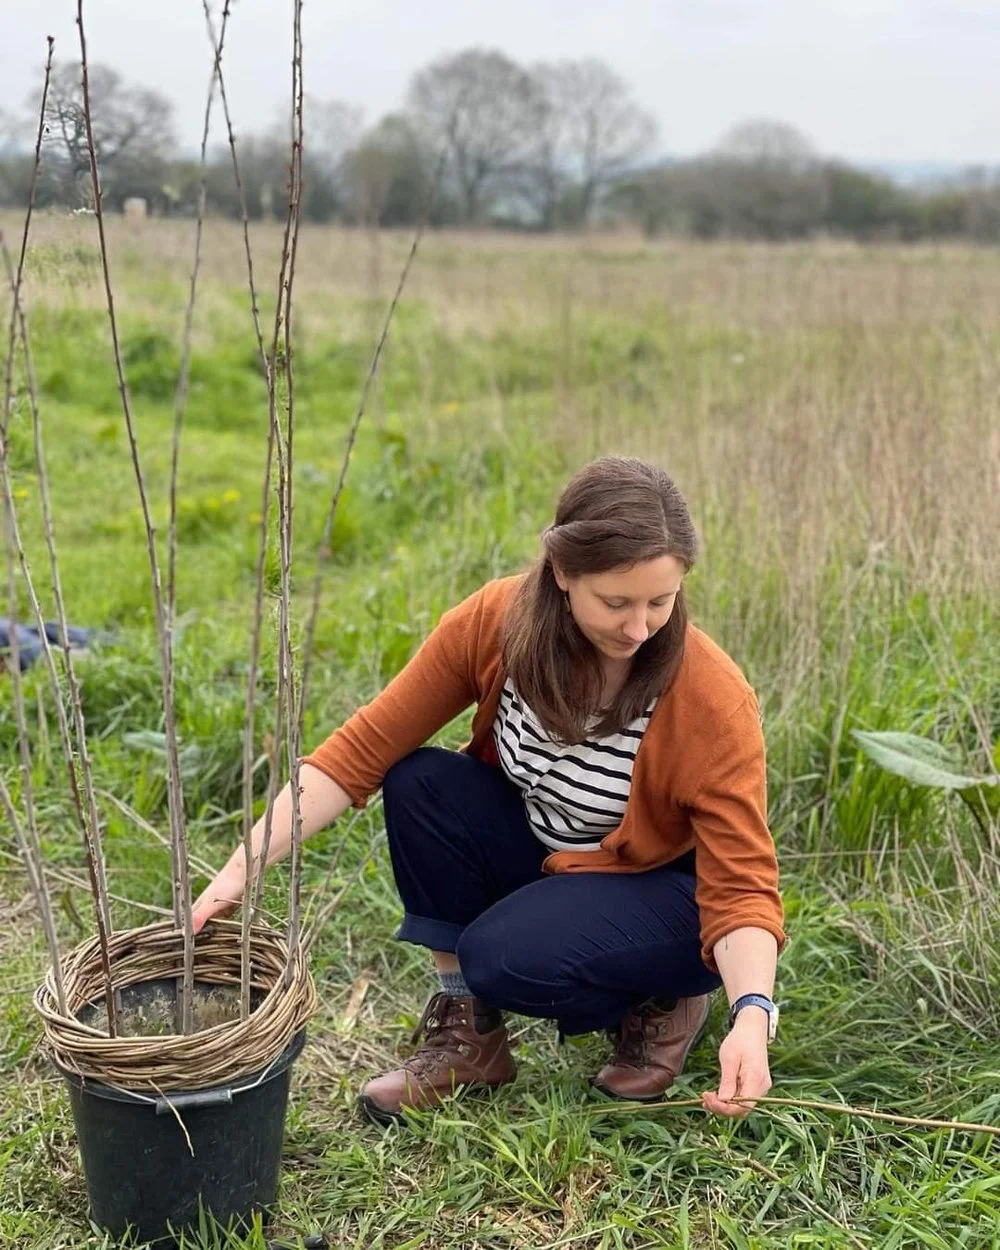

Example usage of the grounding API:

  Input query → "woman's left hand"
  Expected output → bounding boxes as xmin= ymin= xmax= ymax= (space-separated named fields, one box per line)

xmin=701 ymin=1009 xmax=771 ymax=1117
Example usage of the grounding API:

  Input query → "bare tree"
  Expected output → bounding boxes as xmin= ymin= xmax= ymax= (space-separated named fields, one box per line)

xmin=200 ymin=135 xmax=286 ymax=219
xmin=407 ymin=48 xmax=545 ymax=224
xmin=308 ymin=97 xmax=362 ymax=173
xmin=533 ymin=58 xmax=657 ymax=227
xmin=342 ymin=115 xmax=434 ymax=226
xmin=711 ymin=119 xmax=828 ymax=238
xmin=0 ymin=108 xmax=23 ymax=153
xmin=29 ymin=61 xmax=174 ymax=208
xmin=621 ymin=120 xmax=828 ymax=241
xmin=714 ymin=119 xmax=815 ymax=169
xmin=307 ymin=97 xmax=361 ymax=220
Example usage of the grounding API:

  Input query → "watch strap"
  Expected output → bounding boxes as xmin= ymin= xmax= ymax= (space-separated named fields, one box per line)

xmin=727 ymin=993 xmax=777 ymax=1040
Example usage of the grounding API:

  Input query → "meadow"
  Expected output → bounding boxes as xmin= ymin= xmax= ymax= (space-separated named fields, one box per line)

xmin=1 ymin=213 xmax=999 ymax=1248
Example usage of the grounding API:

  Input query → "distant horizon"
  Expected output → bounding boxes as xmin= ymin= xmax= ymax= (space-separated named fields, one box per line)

xmin=2 ymin=1 xmax=998 ymax=171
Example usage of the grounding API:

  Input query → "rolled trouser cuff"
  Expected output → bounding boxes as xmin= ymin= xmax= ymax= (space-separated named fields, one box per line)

xmin=396 ymin=911 xmax=466 ymax=953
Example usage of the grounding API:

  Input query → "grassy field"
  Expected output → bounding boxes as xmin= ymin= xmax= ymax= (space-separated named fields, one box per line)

xmin=1 ymin=213 xmax=999 ymax=1249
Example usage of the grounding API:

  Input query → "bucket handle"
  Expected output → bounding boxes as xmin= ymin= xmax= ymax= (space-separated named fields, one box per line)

xmin=155 ymin=1088 xmax=233 ymax=1116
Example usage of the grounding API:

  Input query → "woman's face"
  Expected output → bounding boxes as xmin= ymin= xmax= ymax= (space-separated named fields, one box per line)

xmin=554 ymin=555 xmax=686 ymax=665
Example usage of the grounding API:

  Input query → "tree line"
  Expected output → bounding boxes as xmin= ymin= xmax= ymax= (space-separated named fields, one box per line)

xmin=1 ymin=49 xmax=997 ymax=242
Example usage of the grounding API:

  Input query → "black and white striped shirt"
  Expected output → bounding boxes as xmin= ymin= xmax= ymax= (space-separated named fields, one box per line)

xmin=493 ymin=677 xmax=656 ymax=852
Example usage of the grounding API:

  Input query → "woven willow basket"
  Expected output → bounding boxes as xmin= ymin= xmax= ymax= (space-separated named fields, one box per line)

xmin=35 ymin=920 xmax=318 ymax=1092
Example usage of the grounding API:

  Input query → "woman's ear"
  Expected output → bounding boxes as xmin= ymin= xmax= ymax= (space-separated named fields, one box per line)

xmin=551 ymin=563 xmax=569 ymax=593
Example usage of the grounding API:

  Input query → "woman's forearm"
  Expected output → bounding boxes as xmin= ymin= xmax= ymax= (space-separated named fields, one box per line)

xmin=712 ymin=925 xmax=778 ymax=1006
xmin=703 ymin=925 xmax=778 ymax=1116
xmin=229 ymin=762 xmax=354 ymax=873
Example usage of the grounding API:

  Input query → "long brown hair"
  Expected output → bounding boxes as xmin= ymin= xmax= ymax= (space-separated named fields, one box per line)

xmin=502 ymin=457 xmax=699 ymax=744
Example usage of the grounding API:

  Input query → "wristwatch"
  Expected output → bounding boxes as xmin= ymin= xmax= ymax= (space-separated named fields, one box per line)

xmin=727 ymin=993 xmax=779 ymax=1043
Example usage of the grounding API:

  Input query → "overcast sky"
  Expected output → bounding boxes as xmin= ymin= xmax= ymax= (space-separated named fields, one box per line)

xmin=1 ymin=0 xmax=997 ymax=166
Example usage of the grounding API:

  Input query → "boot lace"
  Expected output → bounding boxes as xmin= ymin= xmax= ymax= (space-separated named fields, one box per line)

xmin=611 ymin=1002 xmax=674 ymax=1069
xmin=403 ymin=994 xmax=473 ymax=1077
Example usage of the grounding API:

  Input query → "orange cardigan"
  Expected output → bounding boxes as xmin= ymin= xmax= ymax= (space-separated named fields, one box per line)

xmin=304 ymin=575 xmax=785 ymax=969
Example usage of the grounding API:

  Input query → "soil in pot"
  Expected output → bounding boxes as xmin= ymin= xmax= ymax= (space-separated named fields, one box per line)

xmin=85 ymin=981 xmax=244 ymax=1036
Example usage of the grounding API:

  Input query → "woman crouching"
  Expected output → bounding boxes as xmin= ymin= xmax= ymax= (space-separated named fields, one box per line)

xmin=194 ymin=456 xmax=784 ymax=1124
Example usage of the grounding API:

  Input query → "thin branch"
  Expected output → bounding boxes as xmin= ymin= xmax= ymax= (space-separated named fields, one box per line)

xmin=297 ymin=153 xmax=445 ymax=737
xmin=94 ymin=788 xmax=218 ymax=879
xmin=0 ymin=48 xmax=117 ymax=1033
xmin=299 ymin=803 xmax=372 ymax=933
xmin=199 ymin=0 xmax=279 ymax=1019
xmin=252 ymin=681 xmax=286 ymax=928
xmin=75 ymin=0 xmax=194 ymax=1031
xmin=0 ymin=749 xmax=66 ymax=1014
xmin=161 ymin=0 xmax=230 ymax=979
xmin=201 ymin=1 xmax=269 ymax=367
xmin=0 ymin=846 xmax=174 ymax=919
xmin=0 ymin=283 xmax=115 ymax=1028
xmin=288 ymin=145 xmax=448 ymax=963
xmin=587 ymin=1094 xmax=1000 ymax=1137
xmin=301 ymin=828 xmax=386 ymax=950
xmin=203 ymin=0 xmax=307 ymax=1005
xmin=732 ymin=1155 xmax=868 ymax=1250
xmin=1 ymin=236 xmax=115 ymax=943
xmin=0 ymin=45 xmax=64 ymax=1019
xmin=1 ymin=37 xmax=53 ymax=445
xmin=245 ymin=0 xmax=303 ymax=960
xmin=282 ymin=0 xmax=307 ymax=989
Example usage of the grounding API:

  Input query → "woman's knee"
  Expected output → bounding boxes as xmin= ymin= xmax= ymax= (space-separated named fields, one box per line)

xmin=382 ymin=748 xmax=496 ymax=866
xmin=382 ymin=747 xmax=442 ymax=808
xmin=457 ymin=918 xmax=568 ymax=1013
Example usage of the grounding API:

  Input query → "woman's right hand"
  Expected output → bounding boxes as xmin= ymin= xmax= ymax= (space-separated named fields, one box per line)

xmin=189 ymin=766 xmax=353 ymax=936
xmin=192 ymin=856 xmax=249 ymax=934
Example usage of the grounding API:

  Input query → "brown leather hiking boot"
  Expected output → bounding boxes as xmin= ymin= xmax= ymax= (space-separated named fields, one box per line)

xmin=592 ymin=994 xmax=713 ymax=1102
xmin=359 ymin=992 xmax=517 ymax=1124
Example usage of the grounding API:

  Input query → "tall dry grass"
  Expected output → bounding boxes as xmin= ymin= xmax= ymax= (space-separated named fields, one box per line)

xmin=2 ymin=215 xmax=1000 ymax=1243
xmin=5 ymin=212 xmax=997 ymax=688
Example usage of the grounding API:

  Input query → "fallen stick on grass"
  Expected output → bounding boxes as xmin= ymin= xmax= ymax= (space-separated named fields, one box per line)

xmin=589 ymin=1094 xmax=1000 ymax=1136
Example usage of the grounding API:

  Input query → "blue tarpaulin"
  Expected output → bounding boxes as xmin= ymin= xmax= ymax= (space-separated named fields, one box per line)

xmin=0 ymin=618 xmax=93 ymax=671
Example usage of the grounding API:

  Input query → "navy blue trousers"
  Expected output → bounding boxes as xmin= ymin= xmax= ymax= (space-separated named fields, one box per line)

xmin=382 ymin=747 xmax=722 ymax=1036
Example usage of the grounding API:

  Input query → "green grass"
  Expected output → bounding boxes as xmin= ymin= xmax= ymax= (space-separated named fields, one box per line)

xmin=1 ymin=222 xmax=999 ymax=1248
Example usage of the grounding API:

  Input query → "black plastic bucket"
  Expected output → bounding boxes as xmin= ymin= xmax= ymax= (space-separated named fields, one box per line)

xmin=57 ymin=978 xmax=306 ymax=1247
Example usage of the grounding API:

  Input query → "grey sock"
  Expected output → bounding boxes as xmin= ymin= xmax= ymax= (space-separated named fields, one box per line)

xmin=439 ymin=968 xmax=473 ymax=998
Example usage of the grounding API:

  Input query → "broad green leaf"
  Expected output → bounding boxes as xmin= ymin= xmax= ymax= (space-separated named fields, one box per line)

xmin=122 ymin=730 xmax=205 ymax=779
xmin=851 ymin=730 xmax=985 ymax=790
xmin=122 ymin=729 xmax=169 ymax=751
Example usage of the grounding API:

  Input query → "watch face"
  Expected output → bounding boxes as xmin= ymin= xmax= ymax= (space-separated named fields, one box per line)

xmin=768 ymin=1004 xmax=780 ymax=1042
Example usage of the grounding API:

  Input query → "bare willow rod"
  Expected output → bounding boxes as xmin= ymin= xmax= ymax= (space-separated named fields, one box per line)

xmin=75 ymin=0 xmax=195 ymax=1031
xmin=0 ymin=760 xmax=66 ymax=1012
xmin=1 ymin=533 xmax=64 ymax=994
xmin=586 ymin=1094 xmax=1000 ymax=1138
xmin=1 ymin=37 xmax=53 ymax=444
xmin=245 ymin=0 xmax=306 ymax=981
xmin=296 ymin=154 xmax=445 ymax=738
xmin=248 ymin=52 xmax=305 ymax=955
xmin=160 ymin=0 xmax=231 ymax=1013
xmin=727 ymin=1154 xmax=868 ymax=1250
xmin=0 ymin=46 xmax=117 ymax=1033
xmin=1 ymin=173 xmax=62 ymax=1003
xmin=199 ymin=0 xmax=280 ymax=1017
xmin=280 ymin=0 xmax=307 ymax=988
